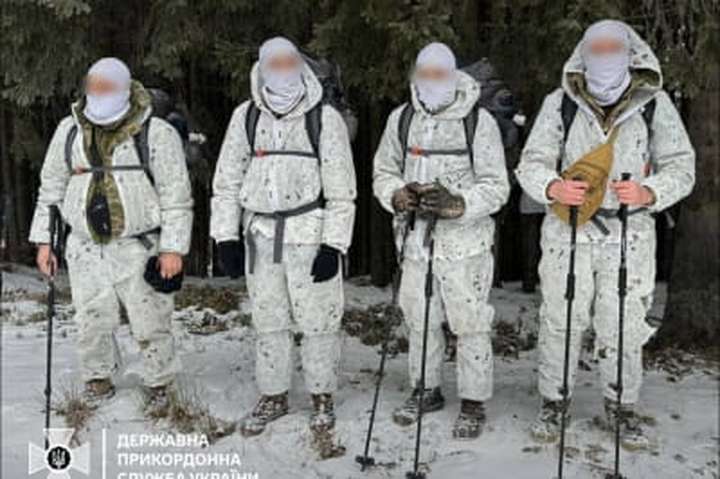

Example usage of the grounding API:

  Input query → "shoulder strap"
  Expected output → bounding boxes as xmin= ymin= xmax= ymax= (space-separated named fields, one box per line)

xmin=305 ymin=102 xmax=323 ymax=161
xmin=642 ymin=97 xmax=656 ymax=136
xmin=245 ymin=102 xmax=262 ymax=154
xmin=642 ymin=97 xmax=657 ymax=174
xmin=397 ymin=103 xmax=415 ymax=172
xmin=558 ymin=93 xmax=579 ymax=172
xmin=463 ymin=101 xmax=481 ymax=168
xmin=133 ymin=120 xmax=153 ymax=185
xmin=560 ymin=93 xmax=578 ymax=144
xmin=64 ymin=125 xmax=78 ymax=172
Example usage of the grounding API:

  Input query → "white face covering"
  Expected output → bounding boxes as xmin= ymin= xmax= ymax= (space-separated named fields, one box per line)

xmin=83 ymin=57 xmax=132 ymax=126
xmin=582 ymin=20 xmax=631 ymax=106
xmin=413 ymin=42 xmax=458 ymax=113
xmin=258 ymin=37 xmax=305 ymax=115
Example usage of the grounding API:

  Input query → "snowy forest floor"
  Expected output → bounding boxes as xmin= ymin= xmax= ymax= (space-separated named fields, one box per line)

xmin=1 ymin=264 xmax=718 ymax=479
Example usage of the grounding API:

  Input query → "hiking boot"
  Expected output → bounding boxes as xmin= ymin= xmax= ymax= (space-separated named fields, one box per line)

xmin=240 ymin=392 xmax=289 ymax=437
xmin=603 ymin=398 xmax=650 ymax=451
xmin=310 ymin=393 xmax=336 ymax=433
xmin=84 ymin=378 xmax=115 ymax=402
xmin=452 ymin=399 xmax=486 ymax=440
xmin=144 ymin=385 xmax=172 ymax=418
xmin=530 ymin=398 xmax=568 ymax=443
xmin=392 ymin=387 xmax=445 ymax=426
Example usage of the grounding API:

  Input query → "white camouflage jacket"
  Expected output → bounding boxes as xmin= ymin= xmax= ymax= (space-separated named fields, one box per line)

xmin=373 ymin=71 xmax=509 ymax=261
xmin=28 ymin=99 xmax=194 ymax=254
xmin=210 ymin=62 xmax=357 ymax=253
xmin=515 ymin=21 xmax=695 ymax=244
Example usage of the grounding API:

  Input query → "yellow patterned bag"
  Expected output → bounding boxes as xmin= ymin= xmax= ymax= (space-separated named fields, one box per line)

xmin=551 ymin=128 xmax=619 ymax=226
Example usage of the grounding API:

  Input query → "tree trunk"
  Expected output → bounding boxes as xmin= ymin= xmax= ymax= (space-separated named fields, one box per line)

xmin=658 ymin=60 xmax=720 ymax=348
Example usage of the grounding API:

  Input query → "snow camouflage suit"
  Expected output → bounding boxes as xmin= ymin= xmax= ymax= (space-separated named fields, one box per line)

xmin=29 ymin=82 xmax=194 ymax=387
xmin=515 ymin=22 xmax=695 ymax=404
xmin=373 ymin=71 xmax=510 ymax=401
xmin=210 ymin=62 xmax=356 ymax=396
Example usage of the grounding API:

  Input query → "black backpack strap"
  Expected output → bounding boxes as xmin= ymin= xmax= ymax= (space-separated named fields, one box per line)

xmin=558 ymin=92 xmax=579 ymax=172
xmin=463 ymin=101 xmax=481 ymax=168
xmin=245 ymin=102 xmax=262 ymax=154
xmin=305 ymin=103 xmax=325 ymax=204
xmin=64 ymin=125 xmax=78 ymax=172
xmin=642 ymin=98 xmax=656 ymax=139
xmin=397 ymin=103 xmax=415 ymax=172
xmin=305 ymin=102 xmax=323 ymax=160
xmin=133 ymin=120 xmax=153 ymax=185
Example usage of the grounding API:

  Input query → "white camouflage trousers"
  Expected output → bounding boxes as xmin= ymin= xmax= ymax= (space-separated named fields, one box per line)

xmin=399 ymin=251 xmax=495 ymax=401
xmin=537 ymin=234 xmax=657 ymax=404
xmin=245 ymin=233 xmax=343 ymax=396
xmin=65 ymin=234 xmax=176 ymax=387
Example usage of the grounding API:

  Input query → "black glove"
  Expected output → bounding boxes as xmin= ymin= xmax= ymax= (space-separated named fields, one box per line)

xmin=311 ymin=244 xmax=341 ymax=283
xmin=144 ymin=256 xmax=184 ymax=294
xmin=218 ymin=240 xmax=244 ymax=279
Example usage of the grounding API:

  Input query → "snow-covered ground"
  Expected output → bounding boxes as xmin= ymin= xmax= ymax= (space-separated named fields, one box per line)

xmin=1 ymin=265 xmax=718 ymax=479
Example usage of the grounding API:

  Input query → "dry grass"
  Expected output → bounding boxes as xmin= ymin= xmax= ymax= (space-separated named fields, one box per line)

xmin=158 ymin=379 xmax=235 ymax=445
xmin=342 ymin=303 xmax=407 ymax=354
xmin=49 ymin=382 xmax=97 ymax=446
xmin=175 ymin=285 xmax=245 ymax=314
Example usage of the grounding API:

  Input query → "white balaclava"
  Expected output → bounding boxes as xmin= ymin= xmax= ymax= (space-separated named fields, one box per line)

xmin=259 ymin=37 xmax=305 ymax=115
xmin=84 ymin=57 xmax=132 ymax=126
xmin=582 ymin=20 xmax=632 ymax=106
xmin=413 ymin=42 xmax=458 ymax=113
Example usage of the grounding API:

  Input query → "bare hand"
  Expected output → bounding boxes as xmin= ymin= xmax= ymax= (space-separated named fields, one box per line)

xmin=610 ymin=180 xmax=655 ymax=206
xmin=158 ymin=253 xmax=183 ymax=279
xmin=548 ymin=179 xmax=589 ymax=206
xmin=36 ymin=244 xmax=58 ymax=278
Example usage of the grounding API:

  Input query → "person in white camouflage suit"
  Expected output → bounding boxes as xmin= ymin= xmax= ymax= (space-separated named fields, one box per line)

xmin=516 ymin=20 xmax=695 ymax=449
xmin=30 ymin=58 xmax=194 ymax=416
xmin=210 ymin=37 xmax=356 ymax=438
xmin=373 ymin=42 xmax=509 ymax=439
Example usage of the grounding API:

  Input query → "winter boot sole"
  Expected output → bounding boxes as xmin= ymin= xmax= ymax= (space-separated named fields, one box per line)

xmin=239 ymin=410 xmax=289 ymax=438
xmin=594 ymin=414 xmax=650 ymax=452
xmin=529 ymin=426 xmax=560 ymax=443
xmin=85 ymin=386 xmax=116 ymax=407
xmin=452 ymin=421 xmax=485 ymax=440
xmin=392 ymin=401 xmax=445 ymax=427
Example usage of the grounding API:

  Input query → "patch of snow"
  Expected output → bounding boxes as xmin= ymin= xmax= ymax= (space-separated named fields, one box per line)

xmin=1 ymin=268 xmax=715 ymax=479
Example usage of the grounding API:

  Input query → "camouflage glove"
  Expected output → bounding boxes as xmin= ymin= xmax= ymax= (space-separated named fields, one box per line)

xmin=391 ymin=182 xmax=421 ymax=213
xmin=418 ymin=182 xmax=466 ymax=219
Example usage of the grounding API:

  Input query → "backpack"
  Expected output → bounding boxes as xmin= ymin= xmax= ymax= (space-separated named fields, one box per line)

xmin=558 ymin=92 xmax=673 ymax=226
xmin=64 ymin=88 xmax=194 ymax=186
xmin=64 ymin=122 xmax=153 ymax=185
xmin=462 ymin=58 xmax=521 ymax=149
xmin=558 ymin=92 xmax=656 ymax=172
xmin=396 ymin=58 xmax=520 ymax=172
xmin=243 ymin=53 xmax=352 ymax=187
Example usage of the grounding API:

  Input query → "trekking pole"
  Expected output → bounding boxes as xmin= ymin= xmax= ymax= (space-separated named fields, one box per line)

xmin=44 ymin=205 xmax=61 ymax=449
xmin=406 ymin=215 xmax=437 ymax=479
xmin=607 ymin=172 xmax=632 ymax=479
xmin=557 ymin=194 xmax=580 ymax=479
xmin=356 ymin=213 xmax=414 ymax=471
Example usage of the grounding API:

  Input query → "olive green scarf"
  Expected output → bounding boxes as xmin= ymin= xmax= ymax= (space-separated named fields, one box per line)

xmin=72 ymin=81 xmax=152 ymax=243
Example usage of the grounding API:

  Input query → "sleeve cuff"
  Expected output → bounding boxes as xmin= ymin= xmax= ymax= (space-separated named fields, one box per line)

xmin=640 ymin=178 xmax=664 ymax=213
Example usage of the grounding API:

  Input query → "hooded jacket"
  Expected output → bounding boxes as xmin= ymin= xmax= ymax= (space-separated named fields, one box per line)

xmin=515 ymin=20 xmax=695 ymax=244
xmin=210 ymin=62 xmax=357 ymax=253
xmin=373 ymin=71 xmax=509 ymax=261
xmin=28 ymin=82 xmax=194 ymax=254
